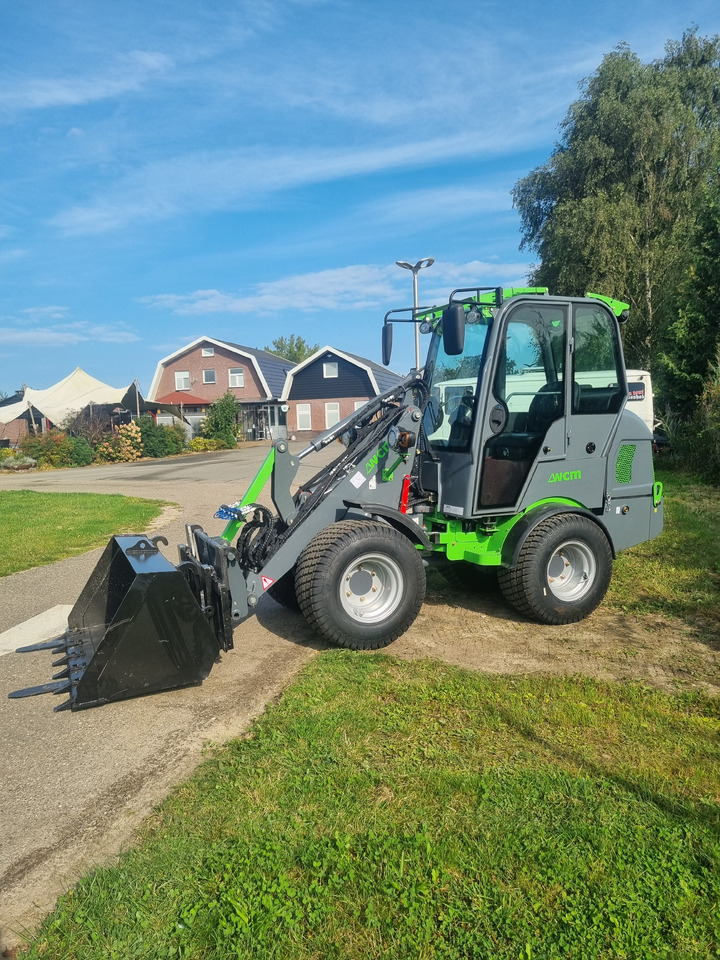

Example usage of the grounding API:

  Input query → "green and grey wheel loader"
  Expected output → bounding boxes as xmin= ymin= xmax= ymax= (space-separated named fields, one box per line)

xmin=10 ymin=286 xmax=663 ymax=711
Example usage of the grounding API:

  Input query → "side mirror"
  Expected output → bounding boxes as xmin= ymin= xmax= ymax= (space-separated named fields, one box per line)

xmin=442 ymin=303 xmax=465 ymax=356
xmin=382 ymin=323 xmax=393 ymax=366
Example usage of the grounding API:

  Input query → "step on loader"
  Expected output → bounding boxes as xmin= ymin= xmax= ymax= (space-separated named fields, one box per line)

xmin=10 ymin=286 xmax=663 ymax=710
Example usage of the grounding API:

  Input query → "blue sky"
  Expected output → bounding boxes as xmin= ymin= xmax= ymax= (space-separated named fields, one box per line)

xmin=2 ymin=0 xmax=719 ymax=397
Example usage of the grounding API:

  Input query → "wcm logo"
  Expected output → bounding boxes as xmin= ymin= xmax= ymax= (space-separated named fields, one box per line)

xmin=548 ymin=470 xmax=582 ymax=483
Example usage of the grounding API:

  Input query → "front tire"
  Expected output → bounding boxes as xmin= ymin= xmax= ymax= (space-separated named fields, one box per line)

xmin=295 ymin=520 xmax=426 ymax=650
xmin=498 ymin=514 xmax=612 ymax=625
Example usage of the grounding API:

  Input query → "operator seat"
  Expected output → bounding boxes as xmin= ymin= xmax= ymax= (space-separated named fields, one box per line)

xmin=526 ymin=381 xmax=564 ymax=434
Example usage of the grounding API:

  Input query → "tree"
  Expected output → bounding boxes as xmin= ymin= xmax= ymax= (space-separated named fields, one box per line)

xmin=63 ymin=405 xmax=114 ymax=446
xmin=512 ymin=28 xmax=720 ymax=410
xmin=202 ymin=391 xmax=240 ymax=447
xmin=264 ymin=335 xmax=319 ymax=363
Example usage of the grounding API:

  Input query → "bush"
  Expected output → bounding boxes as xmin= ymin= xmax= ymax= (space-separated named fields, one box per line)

xmin=165 ymin=423 xmax=187 ymax=454
xmin=136 ymin=416 xmax=187 ymax=458
xmin=68 ymin=436 xmax=94 ymax=467
xmin=666 ymin=348 xmax=720 ymax=485
xmin=95 ymin=421 xmax=143 ymax=463
xmin=19 ymin=430 xmax=74 ymax=468
xmin=202 ymin=391 xmax=239 ymax=447
xmin=188 ymin=437 xmax=229 ymax=452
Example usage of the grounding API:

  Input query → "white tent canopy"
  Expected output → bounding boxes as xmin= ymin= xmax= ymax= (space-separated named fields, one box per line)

xmin=0 ymin=368 xmax=130 ymax=426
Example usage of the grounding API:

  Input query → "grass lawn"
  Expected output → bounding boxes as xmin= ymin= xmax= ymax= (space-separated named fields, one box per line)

xmin=0 ymin=490 xmax=169 ymax=576
xmin=24 ymin=655 xmax=720 ymax=959
xmin=607 ymin=468 xmax=720 ymax=633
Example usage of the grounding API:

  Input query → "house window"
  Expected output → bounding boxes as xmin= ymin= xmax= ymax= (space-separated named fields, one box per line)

xmin=202 ymin=346 xmax=215 ymax=357
xmin=297 ymin=404 xmax=312 ymax=431
xmin=175 ymin=370 xmax=190 ymax=390
xmin=354 ymin=400 xmax=366 ymax=411
xmin=229 ymin=367 xmax=245 ymax=388
xmin=323 ymin=361 xmax=338 ymax=378
xmin=325 ymin=402 xmax=340 ymax=428
xmin=203 ymin=369 xmax=216 ymax=384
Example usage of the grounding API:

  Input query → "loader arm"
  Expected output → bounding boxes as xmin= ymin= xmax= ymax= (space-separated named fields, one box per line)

xmin=9 ymin=370 xmax=431 ymax=710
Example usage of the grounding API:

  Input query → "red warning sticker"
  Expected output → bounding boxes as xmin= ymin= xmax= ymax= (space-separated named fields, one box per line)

xmin=261 ymin=576 xmax=275 ymax=590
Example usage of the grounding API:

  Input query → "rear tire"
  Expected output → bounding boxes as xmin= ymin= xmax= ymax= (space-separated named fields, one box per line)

xmin=295 ymin=520 xmax=426 ymax=650
xmin=498 ymin=514 xmax=612 ymax=625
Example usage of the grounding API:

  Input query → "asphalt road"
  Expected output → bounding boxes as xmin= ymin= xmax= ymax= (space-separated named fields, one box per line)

xmin=0 ymin=443 xmax=337 ymax=952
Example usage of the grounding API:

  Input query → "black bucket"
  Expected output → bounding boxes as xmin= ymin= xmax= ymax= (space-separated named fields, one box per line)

xmin=9 ymin=536 xmax=221 ymax=711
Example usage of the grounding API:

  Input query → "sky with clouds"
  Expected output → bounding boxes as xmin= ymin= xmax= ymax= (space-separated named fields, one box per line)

xmin=2 ymin=0 xmax=719 ymax=396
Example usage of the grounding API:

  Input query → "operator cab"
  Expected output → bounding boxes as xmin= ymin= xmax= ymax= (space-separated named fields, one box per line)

xmin=385 ymin=287 xmax=629 ymax=518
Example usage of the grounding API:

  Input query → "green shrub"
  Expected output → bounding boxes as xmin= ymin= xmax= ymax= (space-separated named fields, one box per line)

xmin=19 ymin=430 xmax=74 ymax=467
xmin=0 ymin=448 xmax=13 ymax=463
xmin=202 ymin=391 xmax=239 ymax=447
xmin=666 ymin=348 xmax=720 ymax=485
xmin=188 ymin=436 xmax=229 ymax=452
xmin=68 ymin=436 xmax=94 ymax=467
xmin=136 ymin=416 xmax=187 ymax=458
xmin=164 ymin=423 xmax=187 ymax=454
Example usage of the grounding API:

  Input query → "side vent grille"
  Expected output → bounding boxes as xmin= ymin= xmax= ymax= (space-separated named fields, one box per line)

xmin=615 ymin=444 xmax=636 ymax=484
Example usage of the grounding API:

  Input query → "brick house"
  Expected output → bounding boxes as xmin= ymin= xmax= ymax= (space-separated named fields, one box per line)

xmin=280 ymin=346 xmax=402 ymax=439
xmin=147 ymin=337 xmax=296 ymax=440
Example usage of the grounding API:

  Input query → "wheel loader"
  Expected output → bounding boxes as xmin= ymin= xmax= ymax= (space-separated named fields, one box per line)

xmin=10 ymin=286 xmax=663 ymax=711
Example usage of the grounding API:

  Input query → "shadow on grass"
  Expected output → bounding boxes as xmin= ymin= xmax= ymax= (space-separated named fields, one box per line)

xmin=494 ymin=699 xmax=720 ymax=839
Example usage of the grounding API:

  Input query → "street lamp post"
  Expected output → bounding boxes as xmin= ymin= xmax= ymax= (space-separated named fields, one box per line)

xmin=395 ymin=257 xmax=434 ymax=369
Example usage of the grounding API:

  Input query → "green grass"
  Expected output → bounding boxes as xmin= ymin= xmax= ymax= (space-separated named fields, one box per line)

xmin=607 ymin=469 xmax=720 ymax=629
xmin=25 ymin=654 xmax=720 ymax=960
xmin=0 ymin=490 xmax=168 ymax=576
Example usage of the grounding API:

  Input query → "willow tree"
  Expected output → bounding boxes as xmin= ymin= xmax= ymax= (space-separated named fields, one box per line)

xmin=513 ymin=28 xmax=720 ymax=407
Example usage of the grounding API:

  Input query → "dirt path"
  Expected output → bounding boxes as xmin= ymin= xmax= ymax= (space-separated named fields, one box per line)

xmin=395 ymin=576 xmax=719 ymax=695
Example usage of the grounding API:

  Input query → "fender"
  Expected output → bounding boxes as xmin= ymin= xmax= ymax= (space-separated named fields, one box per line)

xmin=342 ymin=500 xmax=432 ymax=548
xmin=501 ymin=502 xmax=616 ymax=569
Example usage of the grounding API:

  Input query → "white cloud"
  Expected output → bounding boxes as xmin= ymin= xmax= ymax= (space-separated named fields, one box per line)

xmin=49 ymin=127 xmax=546 ymax=236
xmin=21 ymin=305 xmax=70 ymax=321
xmin=0 ymin=318 xmax=140 ymax=346
xmin=4 ymin=50 xmax=173 ymax=111
xmin=140 ymin=259 xmax=534 ymax=317
xmin=360 ymin=185 xmax=515 ymax=227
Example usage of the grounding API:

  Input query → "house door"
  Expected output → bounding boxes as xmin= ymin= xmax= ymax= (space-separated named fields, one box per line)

xmin=260 ymin=404 xmax=287 ymax=441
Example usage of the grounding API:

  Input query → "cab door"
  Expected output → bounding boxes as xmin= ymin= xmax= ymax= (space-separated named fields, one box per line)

xmin=475 ymin=300 xmax=568 ymax=510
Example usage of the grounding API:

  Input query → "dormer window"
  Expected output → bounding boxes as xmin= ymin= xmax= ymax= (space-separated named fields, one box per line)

xmin=323 ymin=361 xmax=338 ymax=378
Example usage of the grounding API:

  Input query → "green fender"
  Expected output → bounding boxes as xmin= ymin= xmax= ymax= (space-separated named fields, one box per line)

xmin=500 ymin=503 xmax=616 ymax=569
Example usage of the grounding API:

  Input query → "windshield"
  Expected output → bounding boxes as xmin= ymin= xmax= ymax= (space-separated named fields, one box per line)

xmin=423 ymin=315 xmax=493 ymax=451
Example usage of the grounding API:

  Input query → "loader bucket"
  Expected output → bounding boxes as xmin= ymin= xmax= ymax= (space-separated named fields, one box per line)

xmin=9 ymin=536 xmax=221 ymax=711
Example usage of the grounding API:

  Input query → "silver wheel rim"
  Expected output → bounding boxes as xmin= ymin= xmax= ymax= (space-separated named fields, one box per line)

xmin=545 ymin=539 xmax=596 ymax=602
xmin=338 ymin=552 xmax=404 ymax=623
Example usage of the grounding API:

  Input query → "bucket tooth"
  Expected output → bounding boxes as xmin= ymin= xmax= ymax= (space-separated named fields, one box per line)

xmin=8 ymin=680 xmax=72 ymax=699
xmin=16 ymin=637 xmax=68 ymax=654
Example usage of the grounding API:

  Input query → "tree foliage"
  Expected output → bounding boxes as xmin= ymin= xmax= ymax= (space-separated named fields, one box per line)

xmin=512 ymin=28 xmax=720 ymax=413
xmin=202 ymin=391 xmax=240 ymax=447
xmin=264 ymin=335 xmax=319 ymax=363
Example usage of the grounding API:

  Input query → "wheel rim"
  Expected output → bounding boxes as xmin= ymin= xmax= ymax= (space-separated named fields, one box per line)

xmin=545 ymin=539 xmax=597 ymax=602
xmin=338 ymin=552 xmax=404 ymax=623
